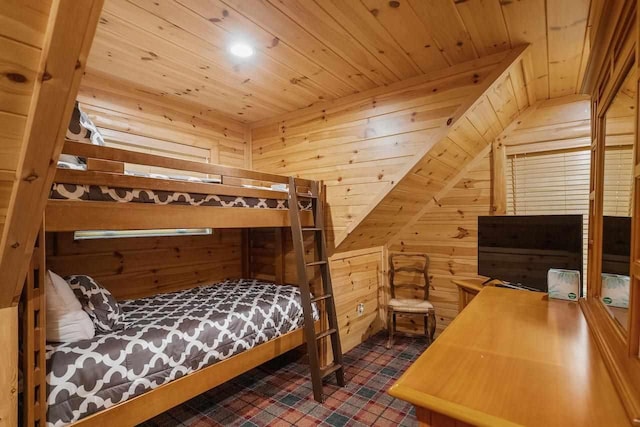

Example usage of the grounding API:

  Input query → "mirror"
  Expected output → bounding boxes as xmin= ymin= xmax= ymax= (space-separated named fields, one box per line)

xmin=601 ymin=63 xmax=636 ymax=332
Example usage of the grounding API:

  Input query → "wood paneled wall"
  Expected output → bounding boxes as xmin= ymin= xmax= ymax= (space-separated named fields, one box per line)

xmin=250 ymin=49 xmax=534 ymax=342
xmin=249 ymin=229 xmax=384 ymax=353
xmin=331 ymin=248 xmax=385 ymax=353
xmin=389 ymin=155 xmax=492 ymax=334
xmin=387 ymin=95 xmax=593 ymax=334
xmin=502 ymin=95 xmax=591 ymax=155
xmin=39 ymin=70 xmax=251 ymax=298
xmin=335 ymin=49 xmax=534 ymax=252
xmin=251 ymin=52 xmax=517 ymax=247
xmin=47 ymin=230 xmax=242 ymax=301
xmin=37 ymin=71 xmax=253 ymax=304
xmin=77 ymin=73 xmax=250 ymax=168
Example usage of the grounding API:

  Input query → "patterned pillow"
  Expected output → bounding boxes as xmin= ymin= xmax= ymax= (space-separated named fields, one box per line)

xmin=66 ymin=101 xmax=105 ymax=146
xmin=66 ymin=275 xmax=125 ymax=332
xmin=61 ymin=101 xmax=106 ymax=167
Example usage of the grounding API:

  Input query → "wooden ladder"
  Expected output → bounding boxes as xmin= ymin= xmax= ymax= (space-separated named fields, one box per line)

xmin=288 ymin=177 xmax=345 ymax=402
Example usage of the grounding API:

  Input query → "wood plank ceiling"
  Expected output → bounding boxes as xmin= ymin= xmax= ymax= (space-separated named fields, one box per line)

xmin=86 ymin=0 xmax=592 ymax=123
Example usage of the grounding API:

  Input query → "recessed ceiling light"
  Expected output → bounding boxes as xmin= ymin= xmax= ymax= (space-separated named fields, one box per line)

xmin=229 ymin=43 xmax=254 ymax=58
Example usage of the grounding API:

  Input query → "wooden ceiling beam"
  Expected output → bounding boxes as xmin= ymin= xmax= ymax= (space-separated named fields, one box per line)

xmin=0 ymin=0 xmax=105 ymax=308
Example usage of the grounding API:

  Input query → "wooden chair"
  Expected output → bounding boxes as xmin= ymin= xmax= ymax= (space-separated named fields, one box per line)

xmin=386 ymin=253 xmax=435 ymax=349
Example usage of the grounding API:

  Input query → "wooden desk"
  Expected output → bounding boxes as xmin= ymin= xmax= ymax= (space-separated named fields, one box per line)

xmin=388 ymin=287 xmax=630 ymax=427
xmin=453 ymin=278 xmax=498 ymax=311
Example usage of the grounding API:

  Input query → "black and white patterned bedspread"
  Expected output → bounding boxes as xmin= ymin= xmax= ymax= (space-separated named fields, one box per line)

xmin=45 ymin=279 xmax=318 ymax=426
xmin=49 ymin=183 xmax=312 ymax=210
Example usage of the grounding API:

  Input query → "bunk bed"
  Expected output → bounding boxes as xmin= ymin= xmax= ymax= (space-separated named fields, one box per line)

xmin=46 ymin=140 xmax=315 ymax=231
xmin=20 ymin=139 xmax=327 ymax=427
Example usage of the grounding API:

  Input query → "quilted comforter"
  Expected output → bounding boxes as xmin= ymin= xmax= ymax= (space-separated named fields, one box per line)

xmin=45 ymin=279 xmax=317 ymax=426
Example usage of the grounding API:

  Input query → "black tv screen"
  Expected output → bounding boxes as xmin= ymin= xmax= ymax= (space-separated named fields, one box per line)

xmin=602 ymin=216 xmax=631 ymax=276
xmin=478 ymin=215 xmax=583 ymax=292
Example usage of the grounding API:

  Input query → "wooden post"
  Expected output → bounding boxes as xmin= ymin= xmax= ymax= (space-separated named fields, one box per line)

xmin=380 ymin=244 xmax=389 ymax=328
xmin=274 ymin=228 xmax=285 ymax=284
xmin=241 ymin=229 xmax=251 ymax=278
xmin=0 ymin=306 xmax=18 ymax=427
xmin=491 ymin=139 xmax=507 ymax=215
xmin=0 ymin=0 xmax=105 ymax=308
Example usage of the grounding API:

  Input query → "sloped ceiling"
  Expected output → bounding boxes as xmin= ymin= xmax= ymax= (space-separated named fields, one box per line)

xmin=251 ymin=46 xmax=534 ymax=250
xmin=334 ymin=46 xmax=534 ymax=252
xmin=86 ymin=0 xmax=591 ymax=123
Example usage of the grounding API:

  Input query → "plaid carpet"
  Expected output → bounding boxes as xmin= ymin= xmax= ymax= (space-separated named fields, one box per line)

xmin=139 ymin=332 xmax=430 ymax=427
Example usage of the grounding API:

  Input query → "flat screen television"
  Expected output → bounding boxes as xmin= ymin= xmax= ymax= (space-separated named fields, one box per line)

xmin=602 ymin=216 xmax=631 ymax=276
xmin=478 ymin=215 xmax=583 ymax=292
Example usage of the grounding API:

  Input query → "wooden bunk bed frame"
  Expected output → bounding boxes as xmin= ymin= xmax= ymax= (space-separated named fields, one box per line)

xmin=19 ymin=140 xmax=327 ymax=426
xmin=46 ymin=140 xmax=315 ymax=231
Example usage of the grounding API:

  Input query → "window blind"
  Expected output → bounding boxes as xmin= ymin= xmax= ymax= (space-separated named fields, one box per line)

xmin=506 ymin=148 xmax=591 ymax=291
xmin=603 ymin=145 xmax=634 ymax=216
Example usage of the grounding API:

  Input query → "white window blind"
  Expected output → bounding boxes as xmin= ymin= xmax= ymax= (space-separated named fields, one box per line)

xmin=507 ymin=149 xmax=591 ymax=215
xmin=506 ymin=149 xmax=591 ymax=291
xmin=603 ymin=146 xmax=634 ymax=216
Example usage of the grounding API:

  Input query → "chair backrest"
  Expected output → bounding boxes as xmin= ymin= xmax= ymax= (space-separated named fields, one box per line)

xmin=389 ymin=253 xmax=430 ymax=300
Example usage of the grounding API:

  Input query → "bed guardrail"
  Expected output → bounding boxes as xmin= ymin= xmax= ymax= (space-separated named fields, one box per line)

xmin=60 ymin=140 xmax=312 ymax=188
xmin=46 ymin=140 xmax=315 ymax=231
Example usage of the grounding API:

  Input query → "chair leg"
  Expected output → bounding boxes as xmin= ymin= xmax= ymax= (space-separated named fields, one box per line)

xmin=424 ymin=313 xmax=429 ymax=340
xmin=386 ymin=311 xmax=395 ymax=349
xmin=428 ymin=310 xmax=436 ymax=343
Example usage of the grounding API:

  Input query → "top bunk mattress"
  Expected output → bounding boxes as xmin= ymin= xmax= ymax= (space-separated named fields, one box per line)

xmin=45 ymin=279 xmax=318 ymax=426
xmin=50 ymin=182 xmax=305 ymax=209
xmin=51 ymin=164 xmax=311 ymax=210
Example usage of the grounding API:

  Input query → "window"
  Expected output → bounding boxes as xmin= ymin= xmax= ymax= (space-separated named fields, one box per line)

xmin=506 ymin=148 xmax=591 ymax=292
xmin=74 ymin=228 xmax=213 ymax=240
xmin=603 ymin=145 xmax=634 ymax=216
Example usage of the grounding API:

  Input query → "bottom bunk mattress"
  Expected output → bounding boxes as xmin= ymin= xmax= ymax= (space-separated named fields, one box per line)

xmin=45 ymin=279 xmax=318 ymax=426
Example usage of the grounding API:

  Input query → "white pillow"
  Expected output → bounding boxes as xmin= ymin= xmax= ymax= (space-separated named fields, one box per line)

xmin=45 ymin=270 xmax=95 ymax=343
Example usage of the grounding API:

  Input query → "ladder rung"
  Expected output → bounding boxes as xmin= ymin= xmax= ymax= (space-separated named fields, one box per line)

xmin=311 ymin=293 xmax=332 ymax=303
xmin=297 ymin=192 xmax=317 ymax=198
xmin=306 ymin=261 xmax=327 ymax=266
xmin=320 ymin=362 xmax=343 ymax=379
xmin=316 ymin=328 xmax=337 ymax=340
xmin=302 ymin=227 xmax=322 ymax=231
